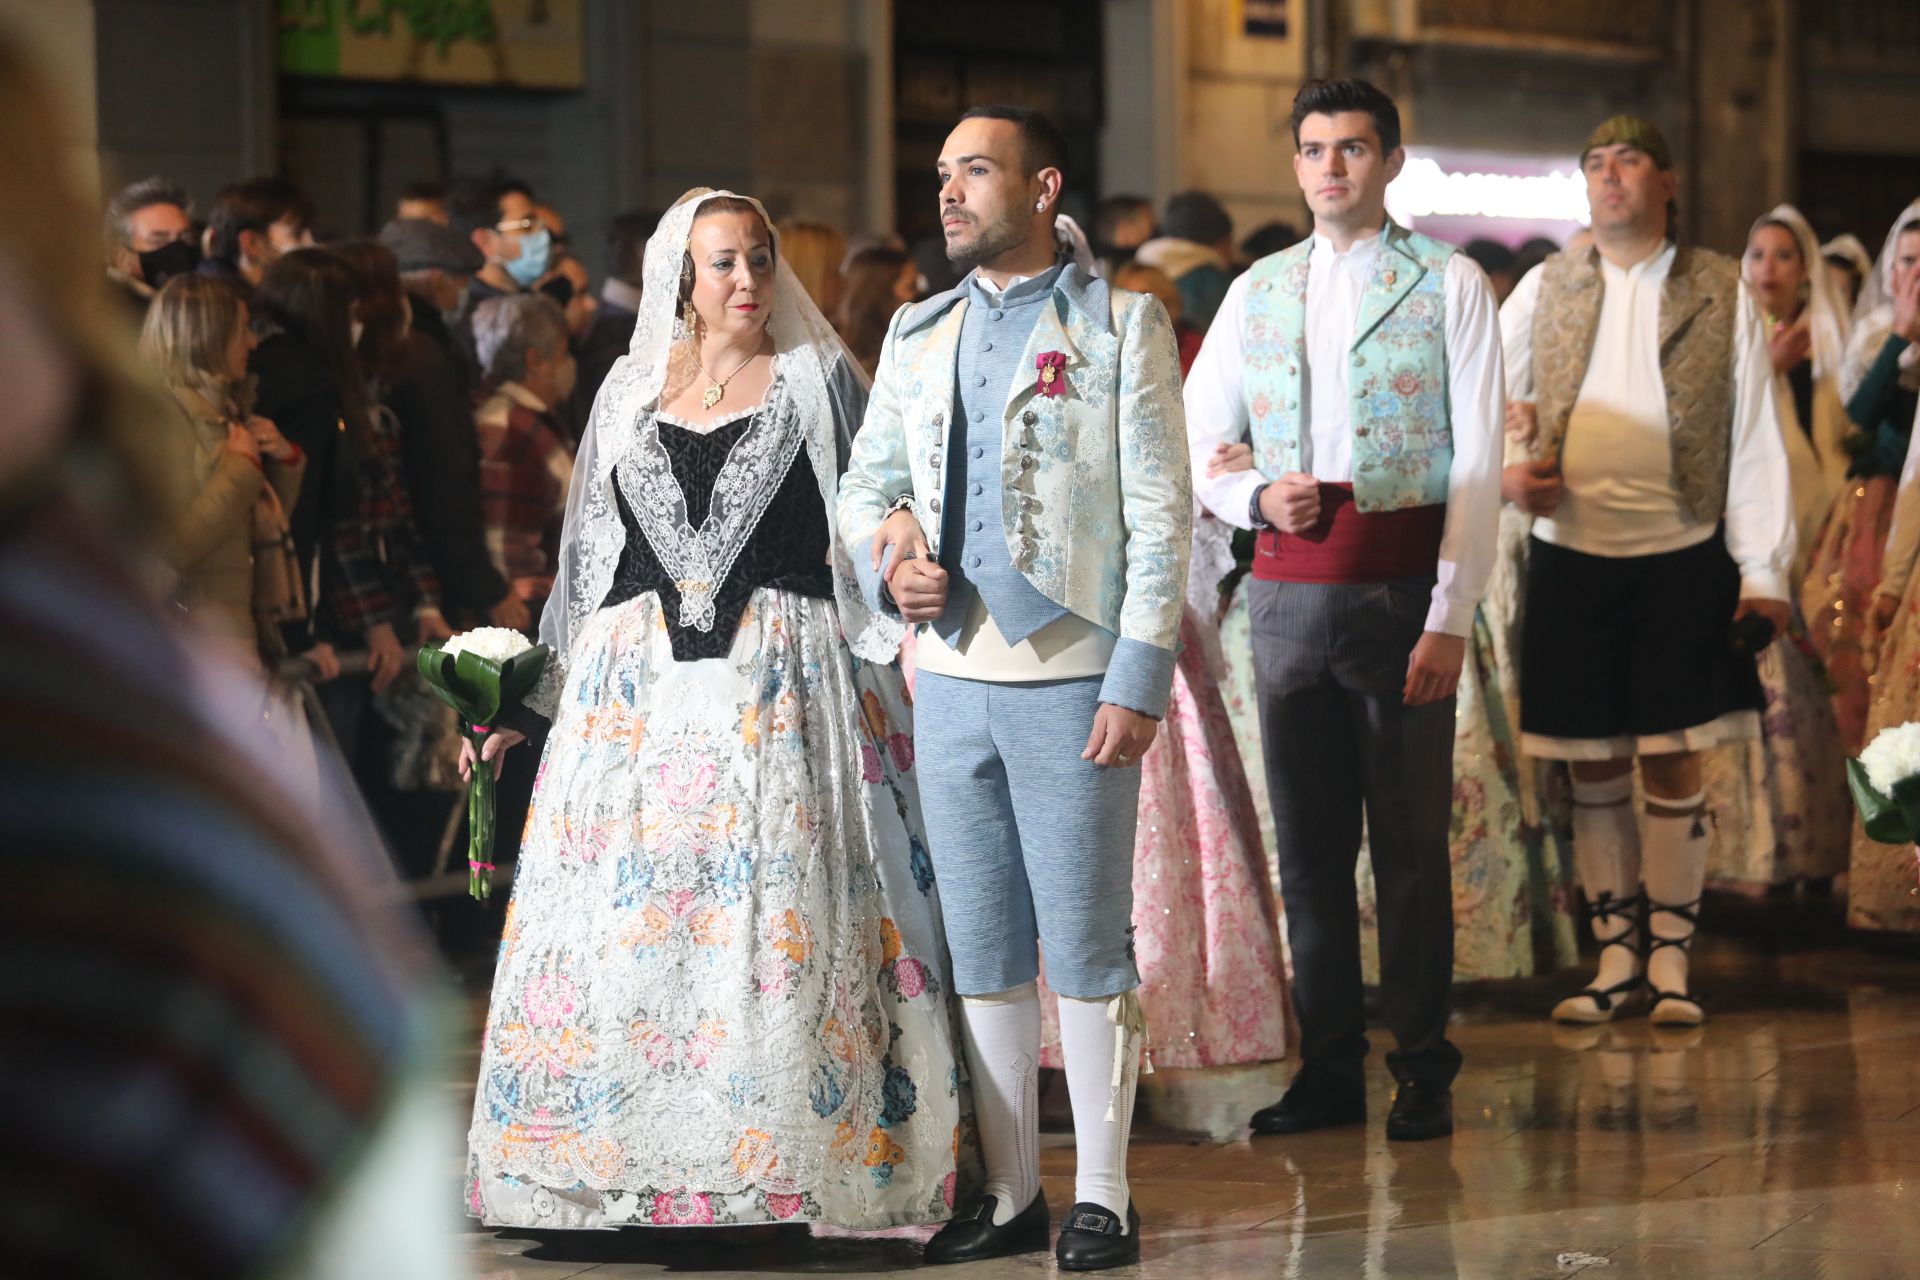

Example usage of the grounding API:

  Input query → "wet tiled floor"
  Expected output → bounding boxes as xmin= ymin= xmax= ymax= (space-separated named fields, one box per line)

xmin=457 ymin=929 xmax=1920 ymax=1279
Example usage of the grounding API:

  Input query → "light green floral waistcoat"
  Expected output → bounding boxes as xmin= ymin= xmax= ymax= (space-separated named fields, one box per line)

xmin=1242 ymin=221 xmax=1457 ymax=512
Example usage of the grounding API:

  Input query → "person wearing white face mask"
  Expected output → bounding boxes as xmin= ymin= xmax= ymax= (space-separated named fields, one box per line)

xmin=447 ymin=177 xmax=548 ymax=384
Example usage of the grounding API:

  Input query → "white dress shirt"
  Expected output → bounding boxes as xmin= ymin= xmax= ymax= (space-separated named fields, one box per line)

xmin=1185 ymin=229 xmax=1507 ymax=637
xmin=1499 ymin=246 xmax=1795 ymax=602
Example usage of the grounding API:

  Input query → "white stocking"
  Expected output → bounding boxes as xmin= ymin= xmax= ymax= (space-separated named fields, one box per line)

xmin=957 ymin=983 xmax=1041 ymax=1226
xmin=1057 ymin=991 xmax=1145 ymax=1226
xmin=1642 ymin=788 xmax=1709 ymax=1002
xmin=1570 ymin=771 xmax=1642 ymax=996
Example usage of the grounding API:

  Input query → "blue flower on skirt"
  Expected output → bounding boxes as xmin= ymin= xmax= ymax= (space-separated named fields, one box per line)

xmin=810 ymin=1064 xmax=846 ymax=1118
xmin=612 ymin=852 xmax=655 ymax=909
xmin=909 ymin=836 xmax=935 ymax=895
xmin=879 ymin=1064 xmax=918 ymax=1128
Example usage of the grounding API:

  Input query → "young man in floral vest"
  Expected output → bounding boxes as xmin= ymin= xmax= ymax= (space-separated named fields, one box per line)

xmin=1187 ymin=79 xmax=1505 ymax=1142
xmin=840 ymin=106 xmax=1190 ymax=1270
xmin=1500 ymin=116 xmax=1793 ymax=1028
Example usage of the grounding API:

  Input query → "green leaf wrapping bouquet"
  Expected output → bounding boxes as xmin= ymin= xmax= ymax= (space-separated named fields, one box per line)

xmin=416 ymin=627 xmax=550 ymax=900
xmin=1850 ymin=724 xmax=1920 ymax=897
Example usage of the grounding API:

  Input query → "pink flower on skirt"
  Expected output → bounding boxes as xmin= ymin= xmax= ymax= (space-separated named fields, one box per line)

xmin=651 ymin=1190 xmax=715 ymax=1225
xmin=887 ymin=732 xmax=915 ymax=772
xmin=860 ymin=744 xmax=883 ymax=783
xmin=766 ymin=1193 xmax=804 ymax=1220
xmin=942 ymin=1172 xmax=957 ymax=1208
xmin=467 ymin=1176 xmax=485 ymax=1216
xmin=894 ymin=957 xmax=927 ymax=998
xmin=523 ymin=973 xmax=579 ymax=1028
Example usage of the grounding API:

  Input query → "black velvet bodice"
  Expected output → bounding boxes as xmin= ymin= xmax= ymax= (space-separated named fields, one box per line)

xmin=601 ymin=413 xmax=834 ymax=660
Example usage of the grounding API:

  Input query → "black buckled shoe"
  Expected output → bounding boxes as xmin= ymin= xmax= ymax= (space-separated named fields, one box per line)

xmin=1055 ymin=1200 xmax=1140 ymax=1272
xmin=922 ymin=1191 xmax=1050 ymax=1265
xmin=1385 ymin=1080 xmax=1453 ymax=1142
xmin=1250 ymin=1069 xmax=1366 ymax=1135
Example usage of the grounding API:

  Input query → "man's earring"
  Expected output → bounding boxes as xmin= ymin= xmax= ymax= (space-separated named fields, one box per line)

xmin=1036 ymin=200 xmax=1045 ymax=211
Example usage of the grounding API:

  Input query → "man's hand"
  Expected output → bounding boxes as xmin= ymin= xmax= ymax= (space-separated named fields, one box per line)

xmin=1258 ymin=472 xmax=1322 ymax=533
xmin=460 ymin=728 xmax=529 ymax=782
xmin=489 ymin=592 xmax=532 ymax=631
xmin=1502 ymin=459 xmax=1563 ymax=516
xmin=888 ymin=557 xmax=950 ymax=622
xmin=1206 ymin=442 xmax=1256 ymax=477
xmin=1767 ymin=320 xmax=1812 ymax=375
xmin=1083 ymin=703 xmax=1157 ymax=768
xmin=1404 ymin=631 xmax=1466 ymax=707
xmin=1505 ymin=400 xmax=1539 ymax=446
xmin=1734 ymin=597 xmax=1792 ymax=634
xmin=873 ymin=507 xmax=948 ymax=622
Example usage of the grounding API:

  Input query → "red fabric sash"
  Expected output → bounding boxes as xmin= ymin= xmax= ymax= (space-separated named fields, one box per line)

xmin=1252 ymin=482 xmax=1445 ymax=584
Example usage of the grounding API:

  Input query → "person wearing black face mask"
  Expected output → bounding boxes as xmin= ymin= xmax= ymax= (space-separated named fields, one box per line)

xmin=104 ymin=175 xmax=200 ymax=319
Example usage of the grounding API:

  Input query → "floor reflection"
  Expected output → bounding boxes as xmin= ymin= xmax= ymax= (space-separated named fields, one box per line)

xmin=459 ymin=930 xmax=1920 ymax=1279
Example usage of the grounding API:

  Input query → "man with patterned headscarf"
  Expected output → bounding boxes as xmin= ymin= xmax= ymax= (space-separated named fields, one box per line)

xmin=1500 ymin=116 xmax=1794 ymax=1028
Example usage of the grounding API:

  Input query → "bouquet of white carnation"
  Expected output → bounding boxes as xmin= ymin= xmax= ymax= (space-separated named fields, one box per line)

xmin=1849 ymin=721 xmax=1920 ymax=847
xmin=417 ymin=628 xmax=550 ymax=900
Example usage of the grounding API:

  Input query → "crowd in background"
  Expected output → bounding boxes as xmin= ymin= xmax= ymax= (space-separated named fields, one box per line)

xmin=100 ymin=164 xmax=1920 ymax=913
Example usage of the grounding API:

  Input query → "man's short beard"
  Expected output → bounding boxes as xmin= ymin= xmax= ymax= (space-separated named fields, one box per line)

xmin=946 ymin=206 xmax=1032 ymax=270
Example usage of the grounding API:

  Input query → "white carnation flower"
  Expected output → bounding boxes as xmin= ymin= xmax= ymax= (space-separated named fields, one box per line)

xmin=1859 ymin=721 xmax=1920 ymax=795
xmin=442 ymin=626 xmax=535 ymax=665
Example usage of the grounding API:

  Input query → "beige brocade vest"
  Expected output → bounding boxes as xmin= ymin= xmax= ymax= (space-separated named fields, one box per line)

xmin=1532 ymin=243 xmax=1740 ymax=524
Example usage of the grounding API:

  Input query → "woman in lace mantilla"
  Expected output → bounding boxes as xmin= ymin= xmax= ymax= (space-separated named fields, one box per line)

xmin=463 ymin=189 xmax=968 ymax=1231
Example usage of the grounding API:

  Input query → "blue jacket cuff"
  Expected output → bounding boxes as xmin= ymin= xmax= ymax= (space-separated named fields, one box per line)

xmin=854 ymin=541 xmax=903 ymax=620
xmin=1099 ymin=636 xmax=1177 ymax=719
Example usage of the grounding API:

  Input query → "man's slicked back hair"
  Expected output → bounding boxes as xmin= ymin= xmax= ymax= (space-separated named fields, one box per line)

xmin=958 ymin=104 xmax=1068 ymax=181
xmin=1288 ymin=78 xmax=1403 ymax=155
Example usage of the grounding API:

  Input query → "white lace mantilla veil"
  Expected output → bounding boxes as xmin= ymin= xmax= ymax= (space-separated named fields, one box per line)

xmin=1839 ymin=195 xmax=1920 ymax=404
xmin=531 ymin=189 xmax=901 ymax=715
xmin=1753 ymin=204 xmax=1851 ymax=384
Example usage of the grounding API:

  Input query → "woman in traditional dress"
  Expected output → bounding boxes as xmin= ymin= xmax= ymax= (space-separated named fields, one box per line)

xmin=1850 ymin=207 xmax=1920 ymax=932
xmin=462 ymin=189 xmax=965 ymax=1231
xmin=1690 ymin=208 xmax=1852 ymax=893
xmin=1037 ymin=487 xmax=1293 ymax=1074
xmin=1811 ymin=202 xmax=1920 ymax=750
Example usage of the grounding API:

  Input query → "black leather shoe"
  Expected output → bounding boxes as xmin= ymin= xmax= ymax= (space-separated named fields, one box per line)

xmin=923 ymin=1192 xmax=1049 ymax=1265
xmin=1055 ymin=1200 xmax=1141 ymax=1271
xmin=1249 ymin=1071 xmax=1367 ymax=1135
xmin=1385 ymin=1081 xmax=1453 ymax=1141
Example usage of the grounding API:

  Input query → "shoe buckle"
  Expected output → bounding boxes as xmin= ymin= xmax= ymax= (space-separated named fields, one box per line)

xmin=959 ymin=1199 xmax=993 ymax=1224
xmin=1070 ymin=1211 xmax=1112 ymax=1233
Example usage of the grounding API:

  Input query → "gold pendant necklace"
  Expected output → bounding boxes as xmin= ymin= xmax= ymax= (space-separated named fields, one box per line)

xmin=695 ymin=344 xmax=762 ymax=410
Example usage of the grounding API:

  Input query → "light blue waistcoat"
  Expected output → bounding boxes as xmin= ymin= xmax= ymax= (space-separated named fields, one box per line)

xmin=934 ymin=265 xmax=1070 ymax=644
xmin=1242 ymin=221 xmax=1458 ymax=512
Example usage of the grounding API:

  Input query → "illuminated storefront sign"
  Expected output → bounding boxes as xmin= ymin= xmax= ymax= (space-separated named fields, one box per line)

xmin=1387 ymin=153 xmax=1591 ymax=224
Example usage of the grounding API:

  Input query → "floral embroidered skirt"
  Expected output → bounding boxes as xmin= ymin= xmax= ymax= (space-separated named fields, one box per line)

xmin=1801 ymin=475 xmax=1896 ymax=755
xmin=1701 ymin=626 xmax=1851 ymax=891
xmin=1850 ymin=569 xmax=1920 ymax=933
xmin=1038 ymin=609 xmax=1292 ymax=1070
xmin=466 ymin=590 xmax=966 ymax=1229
